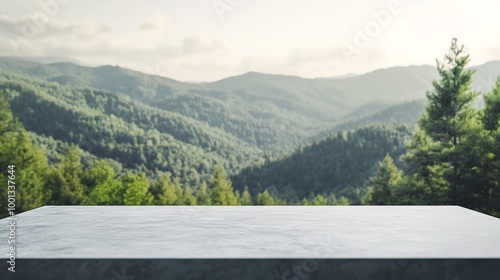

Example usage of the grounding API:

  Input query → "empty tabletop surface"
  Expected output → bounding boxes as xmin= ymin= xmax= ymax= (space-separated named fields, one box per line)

xmin=1 ymin=206 xmax=499 ymax=259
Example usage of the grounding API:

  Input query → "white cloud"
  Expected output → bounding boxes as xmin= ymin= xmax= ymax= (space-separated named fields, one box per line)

xmin=0 ymin=15 xmax=109 ymax=41
xmin=181 ymin=35 xmax=227 ymax=54
xmin=138 ymin=12 xmax=169 ymax=35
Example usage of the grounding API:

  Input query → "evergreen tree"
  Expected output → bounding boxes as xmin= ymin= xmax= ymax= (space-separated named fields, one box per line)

xmin=419 ymin=38 xmax=479 ymax=143
xmin=311 ymin=194 xmax=327 ymax=205
xmin=491 ymin=130 xmax=500 ymax=216
xmin=82 ymin=160 xmax=116 ymax=191
xmin=327 ymin=194 xmax=350 ymax=205
xmin=183 ymin=185 xmax=197 ymax=205
xmin=405 ymin=38 xmax=479 ymax=205
xmin=333 ymin=196 xmax=350 ymax=206
xmin=0 ymin=92 xmax=49 ymax=216
xmin=234 ymin=189 xmax=241 ymax=205
xmin=51 ymin=145 xmax=86 ymax=205
xmin=300 ymin=198 xmax=310 ymax=206
xmin=483 ymin=78 xmax=500 ymax=131
xmin=365 ymin=155 xmax=402 ymax=205
xmin=0 ymin=90 xmax=14 ymax=133
xmin=154 ymin=173 xmax=178 ymax=205
xmin=122 ymin=172 xmax=153 ymax=205
xmin=172 ymin=178 xmax=185 ymax=205
xmin=256 ymin=190 xmax=276 ymax=205
xmin=196 ymin=182 xmax=212 ymax=205
xmin=210 ymin=167 xmax=238 ymax=205
xmin=401 ymin=131 xmax=450 ymax=204
xmin=87 ymin=179 xmax=124 ymax=205
xmin=487 ymin=81 xmax=500 ymax=216
xmin=85 ymin=160 xmax=124 ymax=205
xmin=12 ymin=130 xmax=49 ymax=211
xmin=240 ymin=186 xmax=253 ymax=205
xmin=472 ymin=79 xmax=500 ymax=215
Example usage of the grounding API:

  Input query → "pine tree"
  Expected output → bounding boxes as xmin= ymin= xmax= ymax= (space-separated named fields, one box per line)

xmin=405 ymin=38 xmax=479 ymax=205
xmin=333 ymin=196 xmax=350 ymax=206
xmin=196 ymin=182 xmax=211 ymax=205
xmin=366 ymin=155 xmax=402 ymax=205
xmin=473 ymin=79 xmax=500 ymax=215
xmin=491 ymin=130 xmax=500 ymax=216
xmin=122 ymin=172 xmax=153 ymax=205
xmin=87 ymin=179 xmax=124 ymax=205
xmin=401 ymin=130 xmax=450 ymax=204
xmin=300 ymin=198 xmax=310 ymax=206
xmin=483 ymin=78 xmax=500 ymax=131
xmin=183 ymin=185 xmax=197 ymax=205
xmin=0 ymin=92 xmax=49 ymax=217
xmin=0 ymin=90 xmax=14 ymax=134
xmin=234 ymin=189 xmax=241 ymax=205
xmin=82 ymin=160 xmax=115 ymax=191
xmin=311 ymin=194 xmax=327 ymax=205
xmin=11 ymin=130 xmax=49 ymax=211
xmin=487 ymin=80 xmax=500 ymax=216
xmin=256 ymin=190 xmax=276 ymax=205
xmin=85 ymin=160 xmax=123 ymax=205
xmin=419 ymin=38 xmax=479 ymax=144
xmin=154 ymin=173 xmax=178 ymax=205
xmin=209 ymin=167 xmax=238 ymax=205
xmin=172 ymin=178 xmax=185 ymax=205
xmin=239 ymin=186 xmax=253 ymax=205
xmin=51 ymin=145 xmax=86 ymax=205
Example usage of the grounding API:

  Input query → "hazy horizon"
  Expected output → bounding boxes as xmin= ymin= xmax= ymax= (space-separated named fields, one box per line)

xmin=4 ymin=55 xmax=500 ymax=84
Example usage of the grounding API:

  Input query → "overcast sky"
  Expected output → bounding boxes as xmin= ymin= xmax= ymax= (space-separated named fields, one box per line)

xmin=0 ymin=0 xmax=499 ymax=81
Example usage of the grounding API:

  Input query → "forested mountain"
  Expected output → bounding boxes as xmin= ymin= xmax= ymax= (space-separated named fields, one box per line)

xmin=231 ymin=125 xmax=414 ymax=203
xmin=309 ymin=100 xmax=425 ymax=142
xmin=337 ymin=100 xmax=425 ymax=130
xmin=1 ymin=57 xmax=499 ymax=151
xmin=0 ymin=73 xmax=262 ymax=185
xmin=327 ymin=65 xmax=438 ymax=102
xmin=28 ymin=131 xmax=124 ymax=171
xmin=0 ymin=57 xmax=327 ymax=150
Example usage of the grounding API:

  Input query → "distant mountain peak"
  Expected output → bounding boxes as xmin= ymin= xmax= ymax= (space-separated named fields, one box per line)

xmin=11 ymin=56 xmax=81 ymax=65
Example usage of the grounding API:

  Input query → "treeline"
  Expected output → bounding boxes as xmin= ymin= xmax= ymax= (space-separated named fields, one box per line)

xmin=364 ymin=39 xmax=500 ymax=217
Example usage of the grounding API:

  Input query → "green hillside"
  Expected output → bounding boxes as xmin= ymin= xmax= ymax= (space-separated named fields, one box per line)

xmin=309 ymin=100 xmax=426 ymax=142
xmin=0 ymin=73 xmax=262 ymax=185
xmin=2 ymin=57 xmax=498 ymax=151
xmin=232 ymin=125 xmax=414 ymax=203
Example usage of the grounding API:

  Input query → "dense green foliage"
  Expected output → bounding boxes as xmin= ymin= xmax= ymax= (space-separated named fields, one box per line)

xmin=0 ymin=92 xmax=350 ymax=218
xmin=232 ymin=125 xmax=412 ymax=203
xmin=1 ymin=92 xmax=49 ymax=216
xmin=0 ymin=99 xmax=276 ymax=218
xmin=0 ymin=59 xmax=330 ymax=150
xmin=210 ymin=167 xmax=238 ymax=206
xmin=310 ymin=100 xmax=425 ymax=142
xmin=363 ymin=155 xmax=403 ymax=205
xmin=1 ymin=56 xmax=497 ymax=151
xmin=0 ymin=73 xmax=263 ymax=185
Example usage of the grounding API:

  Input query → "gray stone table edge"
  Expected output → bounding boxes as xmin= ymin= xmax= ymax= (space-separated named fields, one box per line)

xmin=1 ymin=205 xmax=499 ymax=259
